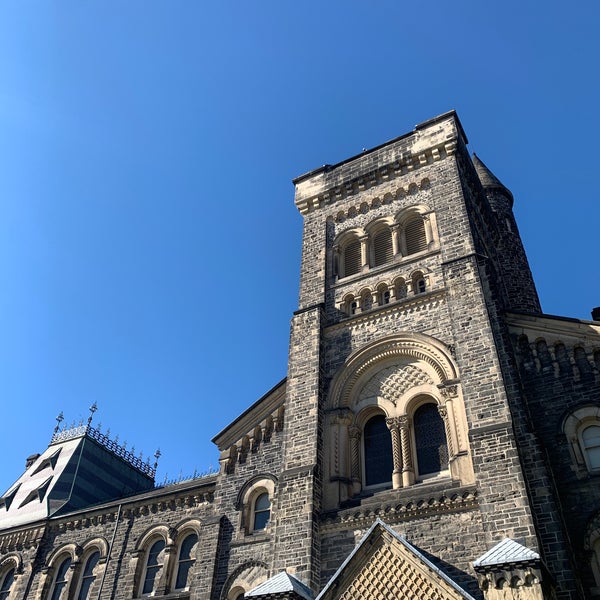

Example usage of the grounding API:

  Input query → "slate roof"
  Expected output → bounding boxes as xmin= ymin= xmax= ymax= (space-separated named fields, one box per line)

xmin=246 ymin=571 xmax=314 ymax=599
xmin=472 ymin=153 xmax=514 ymax=203
xmin=473 ymin=538 xmax=540 ymax=568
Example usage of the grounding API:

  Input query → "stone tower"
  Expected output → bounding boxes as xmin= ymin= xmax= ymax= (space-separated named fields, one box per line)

xmin=2 ymin=110 xmax=598 ymax=600
xmin=274 ymin=110 xmax=576 ymax=597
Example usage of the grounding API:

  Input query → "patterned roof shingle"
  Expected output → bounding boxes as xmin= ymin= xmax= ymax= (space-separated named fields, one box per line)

xmin=246 ymin=571 xmax=314 ymax=599
xmin=473 ymin=538 xmax=540 ymax=568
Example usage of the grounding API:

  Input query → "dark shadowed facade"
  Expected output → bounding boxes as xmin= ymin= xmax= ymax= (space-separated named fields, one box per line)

xmin=1 ymin=111 xmax=600 ymax=600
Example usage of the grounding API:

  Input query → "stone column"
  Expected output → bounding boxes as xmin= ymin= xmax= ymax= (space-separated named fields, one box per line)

xmin=391 ymin=224 xmax=402 ymax=257
xmin=349 ymin=425 xmax=362 ymax=495
xmin=332 ymin=244 xmax=340 ymax=280
xmin=386 ymin=417 xmax=403 ymax=489
xmin=399 ymin=416 xmax=415 ymax=486
xmin=437 ymin=404 xmax=454 ymax=459
xmin=423 ymin=214 xmax=434 ymax=249
xmin=359 ymin=235 xmax=369 ymax=272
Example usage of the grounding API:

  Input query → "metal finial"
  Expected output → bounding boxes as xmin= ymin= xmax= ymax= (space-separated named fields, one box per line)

xmin=153 ymin=448 xmax=161 ymax=471
xmin=54 ymin=412 xmax=64 ymax=434
xmin=87 ymin=402 xmax=98 ymax=426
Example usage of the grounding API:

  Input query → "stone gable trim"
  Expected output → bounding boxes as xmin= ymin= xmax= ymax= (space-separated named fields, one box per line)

xmin=319 ymin=487 xmax=478 ymax=533
xmin=213 ymin=379 xmax=286 ymax=451
xmin=317 ymin=518 xmax=476 ymax=600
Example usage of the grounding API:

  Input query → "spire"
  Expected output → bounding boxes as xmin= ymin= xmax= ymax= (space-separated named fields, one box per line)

xmin=472 ymin=153 xmax=513 ymax=206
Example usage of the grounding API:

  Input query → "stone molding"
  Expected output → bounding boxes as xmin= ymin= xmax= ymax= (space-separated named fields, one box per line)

xmin=326 ymin=178 xmax=432 ymax=224
xmin=325 ymin=289 xmax=445 ymax=333
xmin=320 ymin=487 xmax=478 ymax=532
xmin=328 ymin=331 xmax=459 ymax=410
xmin=0 ymin=525 xmax=45 ymax=553
xmin=295 ymin=140 xmax=457 ymax=215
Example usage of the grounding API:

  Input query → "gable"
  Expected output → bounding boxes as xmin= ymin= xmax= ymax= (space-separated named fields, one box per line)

xmin=317 ymin=520 xmax=475 ymax=600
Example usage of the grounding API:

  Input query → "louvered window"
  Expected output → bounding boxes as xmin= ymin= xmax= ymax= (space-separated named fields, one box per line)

xmin=404 ymin=217 xmax=427 ymax=255
xmin=343 ymin=239 xmax=361 ymax=277
xmin=373 ymin=229 xmax=393 ymax=267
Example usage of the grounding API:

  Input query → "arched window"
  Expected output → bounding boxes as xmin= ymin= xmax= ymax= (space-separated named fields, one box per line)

xmin=76 ymin=551 xmax=100 ymax=600
xmin=174 ymin=533 xmax=198 ymax=590
xmin=364 ymin=415 xmax=393 ymax=487
xmin=253 ymin=493 xmax=270 ymax=531
xmin=343 ymin=295 xmax=358 ymax=316
xmin=563 ymin=407 xmax=600 ymax=475
xmin=141 ymin=539 xmax=165 ymax=596
xmin=343 ymin=238 xmax=361 ymax=277
xmin=378 ymin=286 xmax=390 ymax=306
xmin=581 ymin=425 xmax=600 ymax=471
xmin=372 ymin=228 xmax=393 ymax=267
xmin=412 ymin=272 xmax=426 ymax=295
xmin=414 ymin=404 xmax=448 ymax=477
xmin=360 ymin=290 xmax=373 ymax=312
xmin=0 ymin=568 xmax=15 ymax=600
xmin=394 ymin=278 xmax=407 ymax=300
xmin=49 ymin=557 xmax=72 ymax=600
xmin=404 ymin=216 xmax=427 ymax=255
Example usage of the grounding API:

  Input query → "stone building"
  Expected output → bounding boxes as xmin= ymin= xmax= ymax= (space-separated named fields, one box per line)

xmin=1 ymin=110 xmax=600 ymax=600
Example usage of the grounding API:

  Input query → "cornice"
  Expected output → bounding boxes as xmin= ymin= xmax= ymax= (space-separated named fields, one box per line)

xmin=295 ymin=140 xmax=457 ymax=216
xmin=506 ymin=312 xmax=600 ymax=345
xmin=0 ymin=524 xmax=46 ymax=552
xmin=320 ymin=487 xmax=478 ymax=533
xmin=43 ymin=479 xmax=216 ymax=534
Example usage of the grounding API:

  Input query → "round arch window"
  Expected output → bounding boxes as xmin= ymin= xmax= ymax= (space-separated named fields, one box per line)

xmin=414 ymin=403 xmax=448 ymax=476
xmin=364 ymin=415 xmax=393 ymax=487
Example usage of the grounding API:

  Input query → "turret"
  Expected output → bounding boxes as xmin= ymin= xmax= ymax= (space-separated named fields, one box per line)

xmin=472 ymin=153 xmax=541 ymax=314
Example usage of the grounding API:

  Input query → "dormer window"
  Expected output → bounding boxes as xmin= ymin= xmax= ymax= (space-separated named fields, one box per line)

xmin=0 ymin=485 xmax=20 ymax=511
xmin=19 ymin=477 xmax=52 ymax=508
xmin=31 ymin=448 xmax=61 ymax=476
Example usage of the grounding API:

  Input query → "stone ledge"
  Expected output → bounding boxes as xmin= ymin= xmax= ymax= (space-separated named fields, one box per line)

xmin=320 ymin=485 xmax=478 ymax=532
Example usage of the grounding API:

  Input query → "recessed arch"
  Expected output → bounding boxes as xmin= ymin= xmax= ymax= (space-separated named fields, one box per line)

xmin=328 ymin=333 xmax=459 ymax=410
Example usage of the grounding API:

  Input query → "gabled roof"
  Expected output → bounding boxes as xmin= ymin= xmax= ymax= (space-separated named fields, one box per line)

xmin=316 ymin=519 xmax=476 ymax=600
xmin=212 ymin=378 xmax=286 ymax=451
xmin=246 ymin=571 xmax=313 ymax=599
xmin=473 ymin=538 xmax=539 ymax=569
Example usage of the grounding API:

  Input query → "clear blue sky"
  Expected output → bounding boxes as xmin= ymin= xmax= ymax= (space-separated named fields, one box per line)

xmin=1 ymin=1 xmax=598 ymax=487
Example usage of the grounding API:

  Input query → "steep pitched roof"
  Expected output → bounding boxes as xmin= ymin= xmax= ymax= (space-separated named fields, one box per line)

xmin=472 ymin=153 xmax=514 ymax=204
xmin=0 ymin=425 xmax=155 ymax=530
xmin=316 ymin=519 xmax=476 ymax=600
xmin=246 ymin=571 xmax=313 ymax=599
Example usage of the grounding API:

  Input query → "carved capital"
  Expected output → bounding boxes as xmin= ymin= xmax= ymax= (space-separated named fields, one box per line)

xmin=348 ymin=425 xmax=361 ymax=440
